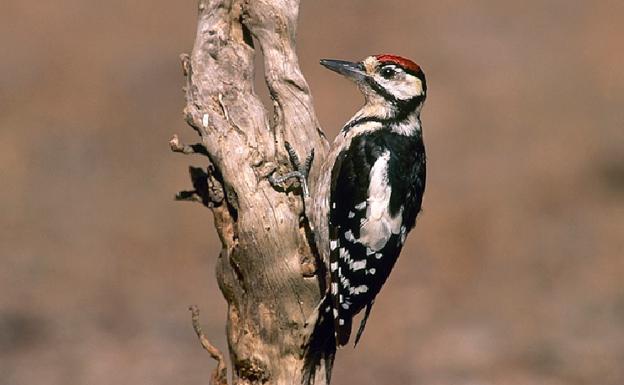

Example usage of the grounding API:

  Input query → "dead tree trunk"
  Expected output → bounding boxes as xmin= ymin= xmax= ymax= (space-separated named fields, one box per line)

xmin=171 ymin=0 xmax=330 ymax=384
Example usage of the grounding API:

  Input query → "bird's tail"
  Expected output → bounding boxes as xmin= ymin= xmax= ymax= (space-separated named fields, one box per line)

xmin=302 ymin=297 xmax=336 ymax=385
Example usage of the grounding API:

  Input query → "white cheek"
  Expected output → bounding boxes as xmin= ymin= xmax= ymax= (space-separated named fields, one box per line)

xmin=376 ymin=75 xmax=423 ymax=100
xmin=394 ymin=82 xmax=418 ymax=100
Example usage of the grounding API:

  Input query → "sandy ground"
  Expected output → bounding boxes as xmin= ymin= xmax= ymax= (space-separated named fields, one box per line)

xmin=1 ymin=1 xmax=623 ymax=384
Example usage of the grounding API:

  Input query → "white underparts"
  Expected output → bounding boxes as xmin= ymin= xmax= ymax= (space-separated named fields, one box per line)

xmin=358 ymin=150 xmax=403 ymax=251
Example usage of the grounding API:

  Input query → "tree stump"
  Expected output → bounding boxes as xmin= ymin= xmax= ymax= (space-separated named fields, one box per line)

xmin=171 ymin=1 xmax=331 ymax=384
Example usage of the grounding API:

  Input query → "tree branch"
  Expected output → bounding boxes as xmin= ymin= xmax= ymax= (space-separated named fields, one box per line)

xmin=190 ymin=305 xmax=228 ymax=385
xmin=169 ymin=134 xmax=210 ymax=157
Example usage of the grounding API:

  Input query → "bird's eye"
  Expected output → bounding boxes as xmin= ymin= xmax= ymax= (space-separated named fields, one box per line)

xmin=381 ymin=67 xmax=396 ymax=78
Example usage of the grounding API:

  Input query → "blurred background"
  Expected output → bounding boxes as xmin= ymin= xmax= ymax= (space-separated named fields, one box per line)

xmin=1 ymin=1 xmax=623 ymax=384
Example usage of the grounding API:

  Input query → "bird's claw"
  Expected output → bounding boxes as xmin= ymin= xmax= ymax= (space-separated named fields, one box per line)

xmin=270 ymin=142 xmax=315 ymax=198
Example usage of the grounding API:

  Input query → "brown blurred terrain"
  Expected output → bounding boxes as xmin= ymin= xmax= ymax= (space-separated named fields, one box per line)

xmin=1 ymin=1 xmax=623 ymax=384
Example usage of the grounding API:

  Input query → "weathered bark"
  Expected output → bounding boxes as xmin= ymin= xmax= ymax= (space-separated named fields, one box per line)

xmin=172 ymin=1 xmax=330 ymax=384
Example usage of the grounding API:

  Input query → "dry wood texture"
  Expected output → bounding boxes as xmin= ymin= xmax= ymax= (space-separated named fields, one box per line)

xmin=172 ymin=0 xmax=330 ymax=384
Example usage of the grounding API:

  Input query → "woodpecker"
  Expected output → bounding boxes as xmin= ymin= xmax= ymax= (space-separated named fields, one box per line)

xmin=304 ymin=54 xmax=427 ymax=383
xmin=313 ymin=53 xmax=426 ymax=343
xmin=271 ymin=54 xmax=427 ymax=384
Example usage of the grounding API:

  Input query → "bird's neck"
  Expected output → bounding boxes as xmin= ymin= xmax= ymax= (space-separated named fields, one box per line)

xmin=342 ymin=100 xmax=422 ymax=136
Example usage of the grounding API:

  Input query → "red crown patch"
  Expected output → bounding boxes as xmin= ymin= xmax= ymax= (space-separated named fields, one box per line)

xmin=374 ymin=54 xmax=421 ymax=73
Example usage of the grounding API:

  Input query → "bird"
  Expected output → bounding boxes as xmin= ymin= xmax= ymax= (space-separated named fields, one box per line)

xmin=271 ymin=54 xmax=427 ymax=384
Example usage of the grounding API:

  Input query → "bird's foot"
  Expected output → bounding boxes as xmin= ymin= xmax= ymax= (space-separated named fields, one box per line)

xmin=269 ymin=141 xmax=317 ymax=237
xmin=269 ymin=142 xmax=315 ymax=198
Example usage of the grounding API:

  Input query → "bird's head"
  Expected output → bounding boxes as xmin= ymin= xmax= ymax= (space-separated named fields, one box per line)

xmin=320 ymin=54 xmax=426 ymax=114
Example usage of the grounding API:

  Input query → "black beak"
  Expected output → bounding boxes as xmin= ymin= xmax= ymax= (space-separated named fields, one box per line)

xmin=320 ymin=59 xmax=366 ymax=82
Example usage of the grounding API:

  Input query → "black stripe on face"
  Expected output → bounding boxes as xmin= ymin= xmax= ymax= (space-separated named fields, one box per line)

xmin=364 ymin=76 xmax=399 ymax=103
xmin=394 ymin=95 xmax=424 ymax=121
xmin=361 ymin=75 xmax=425 ymax=121
xmin=364 ymin=77 xmax=425 ymax=110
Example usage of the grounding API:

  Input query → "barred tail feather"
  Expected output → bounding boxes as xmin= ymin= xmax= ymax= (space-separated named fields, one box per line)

xmin=302 ymin=298 xmax=336 ymax=385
